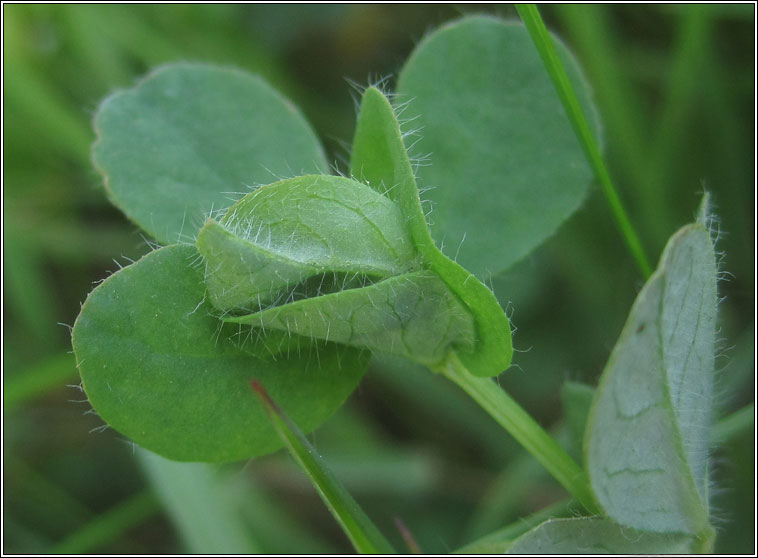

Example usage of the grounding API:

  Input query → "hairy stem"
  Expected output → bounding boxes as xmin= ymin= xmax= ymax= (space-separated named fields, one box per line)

xmin=438 ymin=353 xmax=599 ymax=515
xmin=52 ymin=490 xmax=159 ymax=554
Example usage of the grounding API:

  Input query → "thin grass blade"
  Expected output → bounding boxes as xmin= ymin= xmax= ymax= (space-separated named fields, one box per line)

xmin=516 ymin=4 xmax=652 ymax=277
xmin=251 ymin=380 xmax=395 ymax=554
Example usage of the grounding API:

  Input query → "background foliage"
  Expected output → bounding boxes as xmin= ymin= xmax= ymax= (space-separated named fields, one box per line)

xmin=3 ymin=4 xmax=754 ymax=553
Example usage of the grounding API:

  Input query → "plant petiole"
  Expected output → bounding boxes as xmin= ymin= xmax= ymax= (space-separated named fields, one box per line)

xmin=437 ymin=353 xmax=599 ymax=515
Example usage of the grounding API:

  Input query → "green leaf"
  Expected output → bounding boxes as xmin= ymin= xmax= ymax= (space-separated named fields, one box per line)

xmin=251 ymin=381 xmax=395 ymax=554
xmin=505 ymin=518 xmax=696 ymax=554
xmin=585 ymin=213 xmax=718 ymax=535
xmin=397 ymin=15 xmax=598 ymax=277
xmin=228 ymin=271 xmax=475 ymax=367
xmin=197 ymin=174 xmax=418 ymax=313
xmin=350 ymin=86 xmax=512 ymax=377
xmin=72 ymin=244 xmax=367 ymax=462
xmin=92 ymin=62 xmax=327 ymax=245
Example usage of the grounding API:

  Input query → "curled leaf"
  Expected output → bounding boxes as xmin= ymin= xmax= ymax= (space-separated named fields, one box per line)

xmin=351 ymin=86 xmax=513 ymax=376
xmin=228 ymin=271 xmax=475 ymax=367
xmin=202 ymin=87 xmax=512 ymax=376
xmin=197 ymin=174 xmax=418 ymax=313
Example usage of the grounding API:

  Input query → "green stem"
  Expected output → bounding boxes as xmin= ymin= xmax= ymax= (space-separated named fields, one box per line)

xmin=438 ymin=353 xmax=599 ymax=515
xmin=516 ymin=4 xmax=653 ymax=278
xmin=553 ymin=5 xmax=649 ymax=204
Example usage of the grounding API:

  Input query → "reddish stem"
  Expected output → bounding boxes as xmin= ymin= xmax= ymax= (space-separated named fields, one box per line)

xmin=394 ymin=516 xmax=422 ymax=554
xmin=249 ymin=379 xmax=278 ymax=417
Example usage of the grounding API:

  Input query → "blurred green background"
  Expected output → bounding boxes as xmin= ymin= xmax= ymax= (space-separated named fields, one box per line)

xmin=3 ymin=4 xmax=754 ymax=554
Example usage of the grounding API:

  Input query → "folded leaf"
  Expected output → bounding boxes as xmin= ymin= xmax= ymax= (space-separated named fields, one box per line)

xmin=72 ymin=244 xmax=368 ymax=462
xmin=92 ymin=63 xmax=327 ymax=244
xmin=350 ymin=87 xmax=432 ymax=253
xmin=197 ymin=174 xmax=418 ymax=313
xmin=201 ymin=87 xmax=511 ymax=376
xmin=586 ymin=206 xmax=717 ymax=536
xmin=351 ymin=86 xmax=512 ymax=377
xmin=228 ymin=272 xmax=475 ymax=367
xmin=197 ymin=220 xmax=323 ymax=313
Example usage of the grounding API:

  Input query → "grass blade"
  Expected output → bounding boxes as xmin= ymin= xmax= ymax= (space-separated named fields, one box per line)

xmin=4 ymin=353 xmax=78 ymax=412
xmin=552 ymin=5 xmax=649 ymax=213
xmin=516 ymin=4 xmax=652 ymax=278
xmin=251 ymin=380 xmax=396 ymax=554
xmin=647 ymin=6 xmax=712 ymax=207
xmin=51 ymin=491 xmax=159 ymax=554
